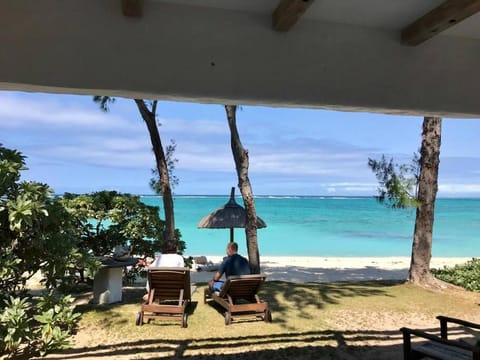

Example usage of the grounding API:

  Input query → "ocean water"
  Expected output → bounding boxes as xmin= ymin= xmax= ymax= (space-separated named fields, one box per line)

xmin=141 ymin=196 xmax=480 ymax=258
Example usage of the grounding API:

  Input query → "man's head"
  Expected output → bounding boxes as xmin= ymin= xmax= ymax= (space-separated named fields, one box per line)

xmin=162 ymin=239 xmax=178 ymax=254
xmin=226 ymin=241 xmax=238 ymax=256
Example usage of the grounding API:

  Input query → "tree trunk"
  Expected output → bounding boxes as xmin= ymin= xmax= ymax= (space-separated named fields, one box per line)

xmin=408 ymin=116 xmax=442 ymax=284
xmin=225 ymin=105 xmax=261 ymax=274
xmin=134 ymin=99 xmax=176 ymax=241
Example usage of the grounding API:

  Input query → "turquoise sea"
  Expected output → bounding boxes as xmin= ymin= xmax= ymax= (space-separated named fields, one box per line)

xmin=141 ymin=196 xmax=480 ymax=258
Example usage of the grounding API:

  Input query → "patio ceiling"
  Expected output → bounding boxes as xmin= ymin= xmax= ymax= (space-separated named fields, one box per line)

xmin=1 ymin=0 xmax=480 ymax=117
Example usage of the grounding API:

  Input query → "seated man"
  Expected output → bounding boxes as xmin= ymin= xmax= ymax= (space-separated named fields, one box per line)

xmin=208 ymin=242 xmax=250 ymax=292
xmin=144 ymin=239 xmax=184 ymax=300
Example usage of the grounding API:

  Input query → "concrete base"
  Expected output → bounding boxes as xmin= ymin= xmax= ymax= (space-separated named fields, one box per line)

xmin=92 ymin=267 xmax=123 ymax=304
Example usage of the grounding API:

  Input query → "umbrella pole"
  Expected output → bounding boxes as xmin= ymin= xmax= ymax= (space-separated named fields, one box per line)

xmin=230 ymin=228 xmax=234 ymax=243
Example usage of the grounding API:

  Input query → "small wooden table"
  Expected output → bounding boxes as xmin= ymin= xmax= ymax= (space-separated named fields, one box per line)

xmin=92 ymin=257 xmax=138 ymax=305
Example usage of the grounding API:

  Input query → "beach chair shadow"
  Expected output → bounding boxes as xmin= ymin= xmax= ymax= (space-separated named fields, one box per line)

xmin=401 ymin=315 xmax=480 ymax=359
xmin=204 ymin=274 xmax=272 ymax=325
xmin=136 ymin=267 xmax=197 ymax=328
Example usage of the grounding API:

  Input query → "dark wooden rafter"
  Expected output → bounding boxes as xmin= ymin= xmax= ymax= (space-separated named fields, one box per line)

xmin=122 ymin=0 xmax=144 ymax=18
xmin=402 ymin=0 xmax=480 ymax=46
xmin=272 ymin=0 xmax=314 ymax=32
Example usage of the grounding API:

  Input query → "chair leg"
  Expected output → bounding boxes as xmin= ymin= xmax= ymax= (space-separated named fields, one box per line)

xmin=136 ymin=311 xmax=143 ymax=326
xmin=225 ymin=311 xmax=232 ymax=325
xmin=402 ymin=331 xmax=412 ymax=360
xmin=204 ymin=287 xmax=211 ymax=303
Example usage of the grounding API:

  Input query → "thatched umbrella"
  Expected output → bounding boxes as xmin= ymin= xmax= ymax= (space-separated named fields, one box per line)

xmin=197 ymin=187 xmax=267 ymax=242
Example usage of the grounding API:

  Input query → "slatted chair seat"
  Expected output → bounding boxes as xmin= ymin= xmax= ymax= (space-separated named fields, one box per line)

xmin=401 ymin=316 xmax=480 ymax=360
xmin=204 ymin=274 xmax=271 ymax=325
xmin=136 ymin=267 xmax=196 ymax=328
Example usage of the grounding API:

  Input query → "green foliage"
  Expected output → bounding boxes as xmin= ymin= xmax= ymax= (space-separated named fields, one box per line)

xmin=0 ymin=296 xmax=32 ymax=355
xmin=368 ymin=154 xmax=420 ymax=209
xmin=0 ymin=144 xmax=88 ymax=293
xmin=92 ymin=95 xmax=115 ymax=112
xmin=33 ymin=291 xmax=80 ymax=356
xmin=0 ymin=144 xmax=85 ymax=357
xmin=0 ymin=292 xmax=80 ymax=358
xmin=61 ymin=190 xmax=184 ymax=259
xmin=150 ymin=139 xmax=179 ymax=193
xmin=432 ymin=258 xmax=480 ymax=291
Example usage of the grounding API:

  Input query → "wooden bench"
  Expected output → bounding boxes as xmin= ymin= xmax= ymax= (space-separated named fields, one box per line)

xmin=401 ymin=316 xmax=480 ymax=360
xmin=137 ymin=267 xmax=196 ymax=328
xmin=204 ymin=274 xmax=271 ymax=325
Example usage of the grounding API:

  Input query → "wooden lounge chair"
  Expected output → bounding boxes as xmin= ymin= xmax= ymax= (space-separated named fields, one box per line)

xmin=401 ymin=315 xmax=480 ymax=360
xmin=204 ymin=273 xmax=272 ymax=325
xmin=136 ymin=267 xmax=196 ymax=328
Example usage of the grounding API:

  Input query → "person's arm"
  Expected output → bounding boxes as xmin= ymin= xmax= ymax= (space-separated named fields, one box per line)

xmin=208 ymin=257 xmax=227 ymax=288
xmin=212 ymin=271 xmax=221 ymax=281
xmin=150 ymin=256 xmax=160 ymax=267
xmin=208 ymin=271 xmax=221 ymax=289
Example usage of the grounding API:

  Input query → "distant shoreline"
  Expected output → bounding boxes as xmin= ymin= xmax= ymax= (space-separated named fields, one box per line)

xmin=52 ymin=193 xmax=480 ymax=200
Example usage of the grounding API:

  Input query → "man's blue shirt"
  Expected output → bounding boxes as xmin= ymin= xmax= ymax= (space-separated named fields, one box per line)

xmin=218 ymin=253 xmax=250 ymax=278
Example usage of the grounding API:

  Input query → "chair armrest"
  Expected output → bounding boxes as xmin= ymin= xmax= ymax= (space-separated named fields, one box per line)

xmin=400 ymin=327 xmax=475 ymax=352
xmin=437 ymin=315 xmax=480 ymax=330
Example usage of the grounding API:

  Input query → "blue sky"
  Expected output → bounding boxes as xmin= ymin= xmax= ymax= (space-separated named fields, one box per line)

xmin=1 ymin=90 xmax=480 ymax=197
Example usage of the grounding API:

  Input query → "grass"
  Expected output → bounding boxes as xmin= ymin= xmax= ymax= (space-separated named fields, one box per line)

xmin=36 ymin=280 xmax=480 ymax=360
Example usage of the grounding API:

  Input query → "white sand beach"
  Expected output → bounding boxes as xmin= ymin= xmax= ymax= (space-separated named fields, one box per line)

xmin=189 ymin=256 xmax=471 ymax=283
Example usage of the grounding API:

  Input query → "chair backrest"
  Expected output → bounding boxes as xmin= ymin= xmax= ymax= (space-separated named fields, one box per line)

xmin=147 ymin=267 xmax=192 ymax=301
xmin=219 ymin=274 xmax=267 ymax=300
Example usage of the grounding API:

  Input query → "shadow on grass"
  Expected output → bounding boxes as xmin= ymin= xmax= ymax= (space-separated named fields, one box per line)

xmin=259 ymin=280 xmax=401 ymax=326
xmin=74 ymin=281 xmax=400 ymax=327
xmin=35 ymin=324 xmax=474 ymax=360
xmin=38 ymin=282 xmax=475 ymax=360
xmin=37 ymin=328 xmax=408 ymax=359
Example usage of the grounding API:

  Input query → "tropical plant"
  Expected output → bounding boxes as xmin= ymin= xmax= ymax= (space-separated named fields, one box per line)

xmin=432 ymin=258 xmax=480 ymax=291
xmin=368 ymin=153 xmax=420 ymax=208
xmin=61 ymin=190 xmax=184 ymax=259
xmin=0 ymin=144 xmax=84 ymax=358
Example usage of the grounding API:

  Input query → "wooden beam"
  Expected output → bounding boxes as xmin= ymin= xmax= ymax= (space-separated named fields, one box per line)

xmin=272 ymin=0 xmax=314 ymax=32
xmin=402 ymin=0 xmax=480 ymax=46
xmin=122 ymin=0 xmax=143 ymax=18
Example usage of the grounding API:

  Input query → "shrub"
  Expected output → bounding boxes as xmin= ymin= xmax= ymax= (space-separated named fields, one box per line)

xmin=61 ymin=191 xmax=184 ymax=259
xmin=0 ymin=292 xmax=80 ymax=358
xmin=0 ymin=145 xmax=84 ymax=358
xmin=432 ymin=258 xmax=480 ymax=291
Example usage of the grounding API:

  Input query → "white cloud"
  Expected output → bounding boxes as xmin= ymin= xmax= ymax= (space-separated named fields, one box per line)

xmin=4 ymin=91 xmax=480 ymax=196
xmin=0 ymin=93 xmax=142 ymax=133
xmin=160 ymin=118 xmax=228 ymax=138
xmin=438 ymin=184 xmax=480 ymax=194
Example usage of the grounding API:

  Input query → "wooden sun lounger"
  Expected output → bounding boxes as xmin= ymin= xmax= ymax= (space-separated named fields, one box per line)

xmin=401 ymin=315 xmax=480 ymax=360
xmin=136 ymin=267 xmax=196 ymax=328
xmin=204 ymin=273 xmax=272 ymax=325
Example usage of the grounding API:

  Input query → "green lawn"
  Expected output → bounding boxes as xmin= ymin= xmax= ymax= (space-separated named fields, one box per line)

xmin=37 ymin=280 xmax=480 ymax=360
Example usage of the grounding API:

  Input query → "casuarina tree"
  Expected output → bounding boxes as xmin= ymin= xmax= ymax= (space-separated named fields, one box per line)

xmin=93 ymin=96 xmax=177 ymax=242
xmin=369 ymin=116 xmax=442 ymax=285
xmin=224 ymin=105 xmax=261 ymax=274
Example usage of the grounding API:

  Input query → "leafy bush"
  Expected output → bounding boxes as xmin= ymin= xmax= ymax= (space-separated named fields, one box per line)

xmin=432 ymin=258 xmax=480 ymax=291
xmin=0 ymin=292 xmax=80 ymax=358
xmin=0 ymin=145 xmax=85 ymax=358
xmin=61 ymin=191 xmax=184 ymax=259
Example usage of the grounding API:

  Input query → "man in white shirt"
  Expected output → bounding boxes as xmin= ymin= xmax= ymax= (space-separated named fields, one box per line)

xmin=144 ymin=240 xmax=185 ymax=299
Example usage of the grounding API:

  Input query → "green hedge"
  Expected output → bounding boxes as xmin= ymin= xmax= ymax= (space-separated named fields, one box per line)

xmin=432 ymin=258 xmax=480 ymax=291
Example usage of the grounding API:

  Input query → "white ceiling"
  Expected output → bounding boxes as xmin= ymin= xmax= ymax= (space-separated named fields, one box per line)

xmin=1 ymin=0 xmax=480 ymax=117
xmin=157 ymin=0 xmax=480 ymax=37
